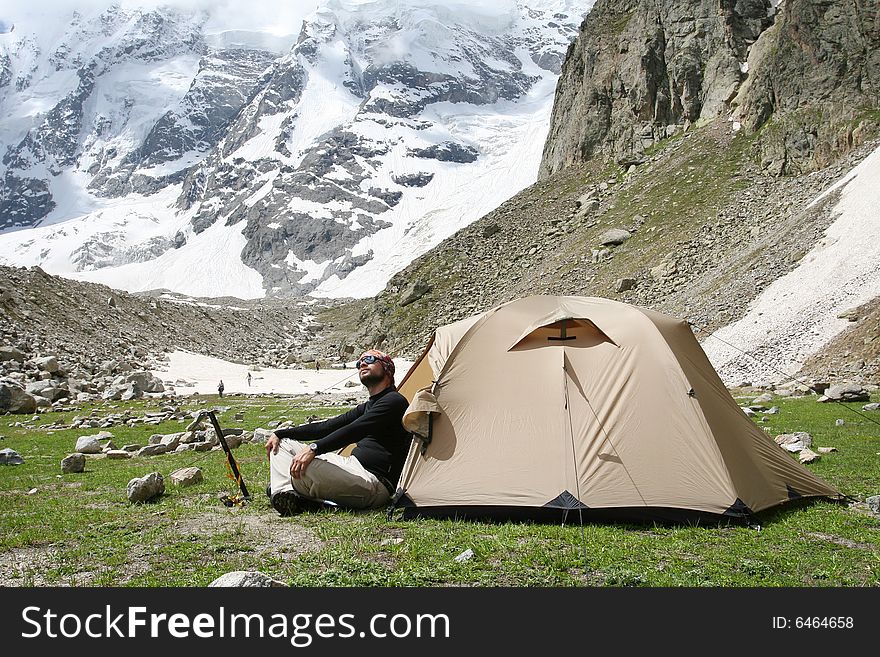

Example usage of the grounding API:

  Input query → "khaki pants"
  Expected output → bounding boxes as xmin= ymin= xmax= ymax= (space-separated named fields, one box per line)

xmin=269 ymin=440 xmax=390 ymax=509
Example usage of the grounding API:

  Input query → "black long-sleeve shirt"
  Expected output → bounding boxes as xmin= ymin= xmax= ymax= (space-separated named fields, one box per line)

xmin=275 ymin=385 xmax=412 ymax=484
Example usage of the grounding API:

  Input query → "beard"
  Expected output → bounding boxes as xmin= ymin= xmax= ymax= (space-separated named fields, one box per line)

xmin=359 ymin=370 xmax=386 ymax=387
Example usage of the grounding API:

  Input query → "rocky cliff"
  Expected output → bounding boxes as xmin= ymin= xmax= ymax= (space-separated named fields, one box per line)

xmin=540 ymin=0 xmax=880 ymax=177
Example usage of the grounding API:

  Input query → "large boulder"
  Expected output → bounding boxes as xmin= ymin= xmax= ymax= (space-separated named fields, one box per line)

xmin=1 ymin=448 xmax=24 ymax=465
xmin=127 ymin=472 xmax=165 ymax=503
xmin=821 ymin=384 xmax=870 ymax=402
xmin=0 ymin=346 xmax=26 ymax=363
xmin=26 ymin=380 xmax=70 ymax=402
xmin=32 ymin=356 xmax=60 ymax=374
xmin=75 ymin=435 xmax=103 ymax=454
xmin=169 ymin=467 xmax=203 ymax=487
xmin=0 ymin=379 xmax=37 ymax=414
xmin=61 ymin=453 xmax=85 ymax=473
xmin=125 ymin=370 xmax=165 ymax=393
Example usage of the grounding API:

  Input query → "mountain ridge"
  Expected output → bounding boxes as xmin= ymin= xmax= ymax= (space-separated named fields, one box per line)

xmin=0 ymin=1 xmax=588 ymax=299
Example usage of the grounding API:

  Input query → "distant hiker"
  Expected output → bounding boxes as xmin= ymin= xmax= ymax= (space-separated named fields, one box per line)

xmin=315 ymin=359 xmax=320 ymax=372
xmin=265 ymin=349 xmax=410 ymax=516
xmin=247 ymin=372 xmax=252 ymax=387
xmin=218 ymin=380 xmax=225 ymax=397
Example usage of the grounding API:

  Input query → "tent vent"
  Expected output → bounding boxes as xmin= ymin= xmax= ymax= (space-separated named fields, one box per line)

xmin=786 ymin=485 xmax=803 ymax=500
xmin=548 ymin=320 xmax=576 ymax=342
xmin=544 ymin=490 xmax=588 ymax=510
xmin=722 ymin=498 xmax=754 ymax=517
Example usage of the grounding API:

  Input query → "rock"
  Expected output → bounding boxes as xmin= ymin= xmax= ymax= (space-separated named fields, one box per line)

xmin=105 ymin=450 xmax=132 ymax=459
xmin=774 ymin=432 xmax=812 ymax=452
xmin=481 ymin=223 xmax=501 ymax=238
xmin=454 ymin=548 xmax=475 ymax=563
xmin=650 ymin=260 xmax=677 ymax=280
xmin=751 ymin=393 xmax=773 ymax=404
xmin=33 ymin=356 xmax=60 ymax=374
xmin=0 ymin=346 xmax=26 ymax=363
xmin=835 ymin=419 xmax=845 ymax=426
xmin=170 ymin=466 xmax=203 ymax=487
xmin=817 ymin=447 xmax=837 ymax=454
xmin=208 ymin=571 xmax=287 ymax=587
xmin=159 ymin=433 xmax=183 ymax=450
xmin=798 ymin=448 xmax=820 ymax=464
xmin=61 ymin=453 xmax=85 ymax=473
xmin=616 ymin=278 xmax=637 ymax=293
xmin=400 ymin=281 xmax=432 ymax=307
xmin=598 ymin=229 xmax=631 ymax=246
xmin=136 ymin=444 xmax=169 ymax=457
xmin=0 ymin=380 xmax=37 ymax=414
xmin=223 ymin=434 xmax=244 ymax=449
xmin=0 ymin=448 xmax=24 ymax=465
xmin=863 ymin=403 xmax=879 ymax=411
xmin=127 ymin=472 xmax=165 ymax=503
xmin=252 ymin=428 xmax=273 ymax=444
xmin=821 ymin=384 xmax=869 ymax=402
xmin=75 ymin=435 xmax=103 ymax=454
xmin=867 ymin=495 xmax=880 ymax=517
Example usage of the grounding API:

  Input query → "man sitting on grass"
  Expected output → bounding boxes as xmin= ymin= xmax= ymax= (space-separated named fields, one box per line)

xmin=265 ymin=350 xmax=411 ymax=516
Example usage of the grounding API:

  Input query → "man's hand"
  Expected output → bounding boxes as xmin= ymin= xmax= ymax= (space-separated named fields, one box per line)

xmin=265 ymin=432 xmax=280 ymax=459
xmin=290 ymin=447 xmax=316 ymax=479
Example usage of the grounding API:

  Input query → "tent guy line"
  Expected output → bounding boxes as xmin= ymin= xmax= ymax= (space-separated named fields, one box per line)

xmin=693 ymin=322 xmax=880 ymax=429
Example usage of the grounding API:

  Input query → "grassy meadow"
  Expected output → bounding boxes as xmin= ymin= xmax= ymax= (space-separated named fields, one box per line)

xmin=0 ymin=391 xmax=878 ymax=587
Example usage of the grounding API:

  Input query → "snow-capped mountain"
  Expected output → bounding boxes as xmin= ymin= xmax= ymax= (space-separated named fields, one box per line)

xmin=0 ymin=0 xmax=590 ymax=299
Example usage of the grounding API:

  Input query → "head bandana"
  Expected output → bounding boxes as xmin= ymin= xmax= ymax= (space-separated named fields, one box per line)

xmin=359 ymin=349 xmax=395 ymax=377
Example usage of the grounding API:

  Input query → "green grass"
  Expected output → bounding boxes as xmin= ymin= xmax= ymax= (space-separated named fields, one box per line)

xmin=1 ymin=392 xmax=878 ymax=587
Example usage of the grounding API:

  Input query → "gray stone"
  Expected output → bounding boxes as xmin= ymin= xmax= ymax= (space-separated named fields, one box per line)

xmin=170 ymin=466 xmax=203 ymax=487
xmin=127 ymin=472 xmax=165 ymax=503
xmin=400 ymin=281 xmax=432 ymax=307
xmin=616 ymin=278 xmax=637 ymax=293
xmin=866 ymin=495 xmax=880 ymax=517
xmin=136 ymin=444 xmax=169 ymax=457
xmin=454 ymin=548 xmax=475 ymax=563
xmin=598 ymin=229 xmax=631 ymax=246
xmin=33 ymin=356 xmax=60 ymax=373
xmin=159 ymin=432 xmax=183 ymax=450
xmin=252 ymin=428 xmax=273 ymax=444
xmin=774 ymin=432 xmax=812 ymax=452
xmin=75 ymin=435 xmax=102 ymax=454
xmin=798 ymin=448 xmax=820 ymax=464
xmin=0 ymin=448 xmax=24 ymax=465
xmin=61 ymin=453 xmax=85 ymax=473
xmin=0 ymin=346 xmax=26 ymax=362
xmin=822 ymin=384 xmax=869 ymax=402
xmin=208 ymin=571 xmax=287 ymax=587
xmin=0 ymin=381 xmax=37 ymax=414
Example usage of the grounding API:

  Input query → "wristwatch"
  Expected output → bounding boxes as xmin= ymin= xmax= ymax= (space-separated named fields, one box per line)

xmin=308 ymin=443 xmax=318 ymax=454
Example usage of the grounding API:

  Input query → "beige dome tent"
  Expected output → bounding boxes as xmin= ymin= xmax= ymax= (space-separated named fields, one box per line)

xmin=393 ymin=296 xmax=840 ymax=522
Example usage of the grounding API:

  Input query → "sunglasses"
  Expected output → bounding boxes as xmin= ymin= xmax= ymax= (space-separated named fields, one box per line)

xmin=356 ymin=354 xmax=380 ymax=368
